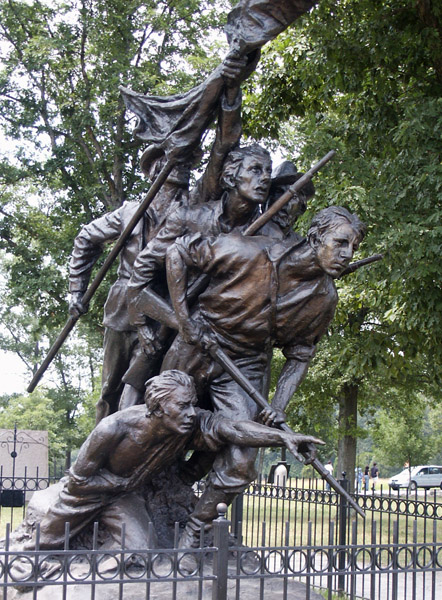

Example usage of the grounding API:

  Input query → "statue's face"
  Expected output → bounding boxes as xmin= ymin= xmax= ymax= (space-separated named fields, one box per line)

xmin=314 ymin=222 xmax=359 ymax=278
xmin=269 ymin=184 xmax=307 ymax=227
xmin=160 ymin=388 xmax=197 ymax=435
xmin=235 ymin=154 xmax=272 ymax=204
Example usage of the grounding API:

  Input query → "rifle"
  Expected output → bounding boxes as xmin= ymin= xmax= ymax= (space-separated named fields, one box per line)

xmin=339 ymin=253 xmax=383 ymax=278
xmin=27 ymin=159 xmax=176 ymax=393
xmin=28 ymin=149 xmax=336 ymax=392
xmin=138 ymin=287 xmax=365 ymax=518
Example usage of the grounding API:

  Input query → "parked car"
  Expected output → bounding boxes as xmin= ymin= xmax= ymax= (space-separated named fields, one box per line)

xmin=388 ymin=465 xmax=442 ymax=491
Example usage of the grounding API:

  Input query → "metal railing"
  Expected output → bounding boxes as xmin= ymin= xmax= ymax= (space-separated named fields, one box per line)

xmin=234 ymin=477 xmax=442 ymax=552
xmin=0 ymin=469 xmax=441 ymax=598
xmin=0 ymin=509 xmax=440 ymax=600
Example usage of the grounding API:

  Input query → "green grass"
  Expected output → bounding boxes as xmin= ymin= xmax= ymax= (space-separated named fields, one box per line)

xmin=0 ymin=506 xmax=27 ymax=538
xmin=2 ymin=480 xmax=440 ymax=552
xmin=318 ymin=590 xmax=349 ymax=600
xmin=232 ymin=487 xmax=441 ymax=549
xmin=318 ymin=590 xmax=346 ymax=600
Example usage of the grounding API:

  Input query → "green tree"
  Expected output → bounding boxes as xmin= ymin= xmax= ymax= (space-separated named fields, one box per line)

xmin=371 ymin=400 xmax=435 ymax=471
xmin=0 ymin=0 xmax=226 ymax=457
xmin=0 ymin=0 xmax=224 ymax=211
xmin=0 ymin=0 xmax=225 ymax=327
xmin=246 ymin=0 xmax=442 ymax=487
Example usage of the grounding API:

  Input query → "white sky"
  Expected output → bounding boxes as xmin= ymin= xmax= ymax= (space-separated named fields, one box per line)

xmin=0 ymin=352 xmax=28 ymax=395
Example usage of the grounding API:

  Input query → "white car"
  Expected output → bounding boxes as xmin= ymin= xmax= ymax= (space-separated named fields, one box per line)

xmin=388 ymin=465 xmax=442 ymax=491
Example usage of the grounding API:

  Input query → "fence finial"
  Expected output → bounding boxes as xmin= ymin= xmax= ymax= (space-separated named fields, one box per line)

xmin=216 ymin=502 xmax=228 ymax=519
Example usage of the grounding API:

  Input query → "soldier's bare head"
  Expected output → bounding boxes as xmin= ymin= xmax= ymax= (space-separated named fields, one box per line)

xmin=144 ymin=370 xmax=197 ymax=417
xmin=308 ymin=207 xmax=366 ymax=244
xmin=308 ymin=207 xmax=366 ymax=278
xmin=221 ymin=144 xmax=272 ymax=192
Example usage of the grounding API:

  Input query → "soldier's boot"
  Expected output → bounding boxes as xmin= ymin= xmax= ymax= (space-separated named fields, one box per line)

xmin=177 ymin=516 xmax=205 ymax=575
xmin=178 ymin=488 xmax=236 ymax=574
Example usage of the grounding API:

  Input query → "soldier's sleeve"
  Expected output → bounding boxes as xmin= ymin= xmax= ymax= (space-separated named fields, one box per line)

xmin=191 ymin=410 xmax=226 ymax=452
xmin=69 ymin=206 xmax=124 ymax=293
xmin=127 ymin=208 xmax=189 ymax=327
xmin=282 ymin=343 xmax=317 ymax=362
xmin=190 ymin=91 xmax=242 ymax=205
xmin=129 ymin=207 xmax=188 ymax=292
xmin=282 ymin=290 xmax=338 ymax=361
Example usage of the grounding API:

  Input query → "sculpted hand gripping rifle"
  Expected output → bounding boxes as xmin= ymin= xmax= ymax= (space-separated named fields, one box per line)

xmin=138 ymin=286 xmax=366 ymax=518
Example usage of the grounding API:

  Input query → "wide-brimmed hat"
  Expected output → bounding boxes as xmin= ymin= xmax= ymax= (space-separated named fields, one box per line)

xmin=271 ymin=160 xmax=300 ymax=185
xmin=271 ymin=160 xmax=315 ymax=198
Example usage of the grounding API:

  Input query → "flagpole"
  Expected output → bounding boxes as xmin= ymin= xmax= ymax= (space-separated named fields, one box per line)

xmin=27 ymin=158 xmax=176 ymax=393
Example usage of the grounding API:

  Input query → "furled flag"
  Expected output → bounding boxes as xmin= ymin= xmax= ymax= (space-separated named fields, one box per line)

xmin=226 ymin=0 xmax=317 ymax=54
xmin=120 ymin=66 xmax=225 ymax=169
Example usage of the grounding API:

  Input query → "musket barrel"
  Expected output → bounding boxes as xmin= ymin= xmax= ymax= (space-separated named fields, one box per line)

xmin=27 ymin=316 xmax=78 ymax=393
xmin=82 ymin=159 xmax=176 ymax=305
xmin=209 ymin=340 xmax=365 ymax=518
xmin=339 ymin=253 xmax=384 ymax=278
xmin=27 ymin=158 xmax=176 ymax=393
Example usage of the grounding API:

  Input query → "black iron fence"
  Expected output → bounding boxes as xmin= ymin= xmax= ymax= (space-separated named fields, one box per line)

xmin=0 ymin=507 xmax=440 ymax=600
xmin=0 ymin=463 xmax=61 ymax=531
xmin=0 ymin=469 xmax=441 ymax=598
xmin=234 ymin=477 xmax=442 ymax=551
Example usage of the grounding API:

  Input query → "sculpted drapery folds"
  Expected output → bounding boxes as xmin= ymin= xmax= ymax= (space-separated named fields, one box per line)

xmin=21 ymin=371 xmax=322 ymax=551
xmin=19 ymin=0 xmax=375 ymax=558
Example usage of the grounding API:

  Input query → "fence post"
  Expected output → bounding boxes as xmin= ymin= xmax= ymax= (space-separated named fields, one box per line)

xmin=337 ymin=472 xmax=348 ymax=596
xmin=230 ymin=492 xmax=244 ymax=541
xmin=212 ymin=502 xmax=230 ymax=600
xmin=432 ymin=519 xmax=437 ymax=600
xmin=370 ymin=520 xmax=376 ymax=600
xmin=306 ymin=521 xmax=312 ymax=600
xmin=392 ymin=520 xmax=398 ymax=600
xmin=327 ymin=521 xmax=334 ymax=600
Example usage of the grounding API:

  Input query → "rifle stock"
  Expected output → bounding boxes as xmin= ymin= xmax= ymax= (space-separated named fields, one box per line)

xmin=27 ymin=159 xmax=176 ymax=393
xmin=136 ymin=287 xmax=365 ymax=518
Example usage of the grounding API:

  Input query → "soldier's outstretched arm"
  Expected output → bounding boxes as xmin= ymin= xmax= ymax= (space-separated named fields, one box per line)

xmin=216 ymin=417 xmax=324 ymax=462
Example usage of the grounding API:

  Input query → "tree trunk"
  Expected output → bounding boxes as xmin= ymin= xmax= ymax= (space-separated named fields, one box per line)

xmin=64 ymin=448 xmax=72 ymax=473
xmin=257 ymin=448 xmax=265 ymax=482
xmin=336 ymin=383 xmax=358 ymax=492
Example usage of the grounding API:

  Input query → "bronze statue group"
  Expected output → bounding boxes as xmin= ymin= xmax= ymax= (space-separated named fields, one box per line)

xmin=14 ymin=10 xmax=368 ymax=572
